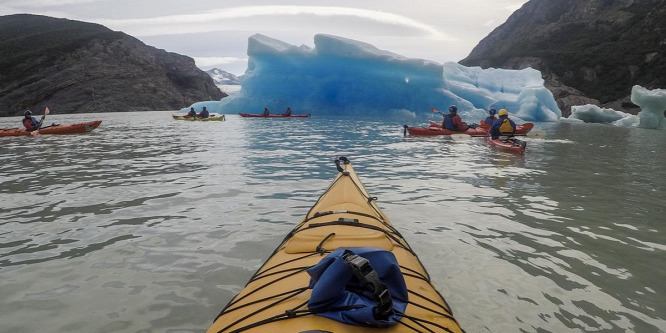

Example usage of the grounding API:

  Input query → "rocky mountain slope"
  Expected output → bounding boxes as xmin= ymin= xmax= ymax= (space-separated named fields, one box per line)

xmin=0 ymin=14 xmax=226 ymax=117
xmin=460 ymin=0 xmax=666 ymax=116
xmin=206 ymin=68 xmax=240 ymax=85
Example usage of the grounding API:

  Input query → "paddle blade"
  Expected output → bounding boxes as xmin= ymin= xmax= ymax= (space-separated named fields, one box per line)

xmin=44 ymin=107 xmax=50 ymax=115
xmin=30 ymin=130 xmax=39 ymax=137
xmin=450 ymin=134 xmax=473 ymax=141
xmin=526 ymin=130 xmax=546 ymax=138
xmin=430 ymin=107 xmax=440 ymax=113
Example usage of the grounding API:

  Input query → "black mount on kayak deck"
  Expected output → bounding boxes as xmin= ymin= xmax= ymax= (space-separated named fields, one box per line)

xmin=335 ymin=156 xmax=350 ymax=173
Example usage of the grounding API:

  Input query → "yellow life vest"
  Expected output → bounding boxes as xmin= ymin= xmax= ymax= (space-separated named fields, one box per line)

xmin=499 ymin=118 xmax=515 ymax=134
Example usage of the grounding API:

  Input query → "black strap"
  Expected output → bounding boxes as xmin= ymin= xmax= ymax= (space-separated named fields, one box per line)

xmin=341 ymin=251 xmax=393 ymax=320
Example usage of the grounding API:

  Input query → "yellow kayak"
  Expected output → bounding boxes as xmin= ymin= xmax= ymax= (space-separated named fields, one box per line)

xmin=172 ymin=114 xmax=225 ymax=121
xmin=207 ymin=157 xmax=463 ymax=333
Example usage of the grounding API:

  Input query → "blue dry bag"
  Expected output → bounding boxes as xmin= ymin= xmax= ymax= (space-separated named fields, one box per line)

xmin=306 ymin=247 xmax=408 ymax=327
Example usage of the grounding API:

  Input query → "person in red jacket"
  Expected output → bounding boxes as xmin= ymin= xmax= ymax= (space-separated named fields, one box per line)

xmin=284 ymin=107 xmax=292 ymax=116
xmin=197 ymin=106 xmax=210 ymax=118
xmin=22 ymin=110 xmax=40 ymax=131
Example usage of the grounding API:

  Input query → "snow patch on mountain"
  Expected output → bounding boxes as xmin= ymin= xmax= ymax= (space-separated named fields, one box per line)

xmin=206 ymin=68 xmax=240 ymax=85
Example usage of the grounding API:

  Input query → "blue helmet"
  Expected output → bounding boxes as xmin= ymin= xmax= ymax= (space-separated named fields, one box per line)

xmin=449 ymin=105 xmax=457 ymax=113
xmin=24 ymin=110 xmax=32 ymax=117
xmin=489 ymin=108 xmax=497 ymax=115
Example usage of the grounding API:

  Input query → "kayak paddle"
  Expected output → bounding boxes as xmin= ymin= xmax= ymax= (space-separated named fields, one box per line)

xmin=449 ymin=134 xmax=473 ymax=141
xmin=31 ymin=107 xmax=50 ymax=137
xmin=525 ymin=130 xmax=546 ymax=138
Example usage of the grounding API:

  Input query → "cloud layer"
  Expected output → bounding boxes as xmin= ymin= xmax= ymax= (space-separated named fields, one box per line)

xmin=93 ymin=6 xmax=453 ymax=40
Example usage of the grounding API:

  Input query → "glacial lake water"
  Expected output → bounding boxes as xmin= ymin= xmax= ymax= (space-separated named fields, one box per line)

xmin=0 ymin=111 xmax=664 ymax=333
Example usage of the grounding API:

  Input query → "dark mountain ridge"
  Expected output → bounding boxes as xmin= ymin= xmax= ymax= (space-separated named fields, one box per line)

xmin=460 ymin=0 xmax=666 ymax=116
xmin=0 ymin=14 xmax=225 ymax=117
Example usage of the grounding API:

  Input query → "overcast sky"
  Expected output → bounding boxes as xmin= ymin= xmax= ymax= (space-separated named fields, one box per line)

xmin=1 ymin=0 xmax=529 ymax=75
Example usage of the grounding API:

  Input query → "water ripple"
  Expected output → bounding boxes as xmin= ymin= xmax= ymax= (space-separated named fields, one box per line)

xmin=0 ymin=113 xmax=664 ymax=332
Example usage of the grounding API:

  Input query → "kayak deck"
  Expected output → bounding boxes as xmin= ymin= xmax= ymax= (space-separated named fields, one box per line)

xmin=207 ymin=157 xmax=462 ymax=333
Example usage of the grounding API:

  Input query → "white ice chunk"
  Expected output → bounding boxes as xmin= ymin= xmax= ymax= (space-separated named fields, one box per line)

xmin=632 ymin=85 xmax=666 ymax=130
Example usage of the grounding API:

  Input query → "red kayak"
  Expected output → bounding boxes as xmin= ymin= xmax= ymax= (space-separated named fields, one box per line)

xmin=0 ymin=121 xmax=102 ymax=137
xmin=478 ymin=120 xmax=534 ymax=135
xmin=404 ymin=124 xmax=489 ymax=136
xmin=485 ymin=136 xmax=526 ymax=154
xmin=428 ymin=120 xmax=534 ymax=135
xmin=238 ymin=113 xmax=310 ymax=118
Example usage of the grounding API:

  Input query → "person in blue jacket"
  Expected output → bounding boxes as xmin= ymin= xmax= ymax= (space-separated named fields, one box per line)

xmin=484 ymin=108 xmax=497 ymax=125
xmin=489 ymin=109 xmax=517 ymax=139
xmin=22 ymin=110 xmax=40 ymax=131
xmin=197 ymin=106 xmax=209 ymax=118
xmin=186 ymin=107 xmax=196 ymax=117
xmin=442 ymin=105 xmax=468 ymax=131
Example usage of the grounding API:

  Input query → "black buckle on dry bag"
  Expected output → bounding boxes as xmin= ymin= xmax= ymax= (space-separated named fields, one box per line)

xmin=342 ymin=252 xmax=393 ymax=320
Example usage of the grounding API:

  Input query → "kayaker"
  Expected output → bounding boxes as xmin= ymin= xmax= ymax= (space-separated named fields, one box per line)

xmin=263 ymin=108 xmax=270 ymax=116
xmin=284 ymin=107 xmax=291 ymax=116
xmin=443 ymin=105 xmax=468 ymax=132
xmin=489 ymin=109 xmax=517 ymax=139
xmin=22 ymin=110 xmax=40 ymax=131
xmin=197 ymin=106 xmax=209 ymax=118
xmin=484 ymin=108 xmax=497 ymax=125
xmin=186 ymin=107 xmax=196 ymax=117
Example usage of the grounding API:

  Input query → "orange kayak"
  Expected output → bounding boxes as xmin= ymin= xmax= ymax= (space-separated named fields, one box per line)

xmin=404 ymin=124 xmax=489 ymax=136
xmin=0 ymin=121 xmax=102 ymax=137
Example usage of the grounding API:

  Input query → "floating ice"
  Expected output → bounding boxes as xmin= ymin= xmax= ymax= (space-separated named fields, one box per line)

xmin=562 ymin=86 xmax=666 ymax=130
xmin=183 ymin=34 xmax=561 ymax=122
xmin=632 ymin=85 xmax=666 ymax=130
xmin=567 ymin=104 xmax=637 ymax=124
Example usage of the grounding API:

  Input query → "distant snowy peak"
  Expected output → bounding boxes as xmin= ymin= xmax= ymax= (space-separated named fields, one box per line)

xmin=205 ymin=68 xmax=240 ymax=85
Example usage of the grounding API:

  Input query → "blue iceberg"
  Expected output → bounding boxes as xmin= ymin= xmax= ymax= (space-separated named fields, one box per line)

xmin=185 ymin=34 xmax=561 ymax=122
